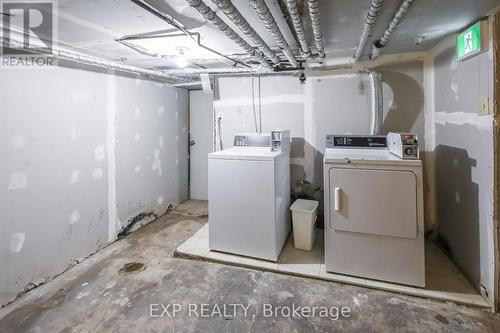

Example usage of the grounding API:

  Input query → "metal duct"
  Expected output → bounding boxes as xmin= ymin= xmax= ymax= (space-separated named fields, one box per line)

xmin=212 ymin=0 xmax=279 ymax=65
xmin=353 ymin=0 xmax=384 ymax=62
xmin=307 ymin=0 xmax=325 ymax=61
xmin=184 ymin=0 xmax=273 ymax=70
xmin=0 ymin=37 xmax=192 ymax=85
xmin=249 ymin=0 xmax=298 ymax=68
xmin=368 ymin=72 xmax=384 ymax=135
xmin=370 ymin=0 xmax=413 ymax=60
xmin=285 ymin=0 xmax=311 ymax=58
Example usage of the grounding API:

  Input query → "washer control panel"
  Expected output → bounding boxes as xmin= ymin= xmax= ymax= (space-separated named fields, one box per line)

xmin=271 ymin=130 xmax=290 ymax=152
xmin=233 ymin=133 xmax=271 ymax=147
xmin=234 ymin=135 xmax=248 ymax=147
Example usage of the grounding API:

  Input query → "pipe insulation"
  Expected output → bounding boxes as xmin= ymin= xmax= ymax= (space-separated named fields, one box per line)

xmin=368 ymin=72 xmax=384 ymax=135
xmin=353 ymin=0 xmax=384 ymax=61
xmin=0 ymin=37 xmax=192 ymax=84
xmin=212 ymin=0 xmax=279 ymax=65
xmin=184 ymin=0 xmax=273 ymax=70
xmin=307 ymin=0 xmax=325 ymax=60
xmin=249 ymin=0 xmax=298 ymax=68
xmin=370 ymin=0 xmax=413 ymax=60
xmin=285 ymin=0 xmax=311 ymax=58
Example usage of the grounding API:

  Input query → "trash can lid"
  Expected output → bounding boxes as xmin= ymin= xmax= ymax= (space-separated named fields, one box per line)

xmin=290 ymin=199 xmax=319 ymax=213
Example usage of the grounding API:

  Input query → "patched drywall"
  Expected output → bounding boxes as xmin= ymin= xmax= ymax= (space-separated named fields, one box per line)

xmin=114 ymin=79 xmax=187 ymax=235
xmin=214 ymin=64 xmax=425 ymax=221
xmin=214 ymin=75 xmax=305 ymax=195
xmin=433 ymin=32 xmax=494 ymax=303
xmin=0 ymin=65 xmax=188 ymax=307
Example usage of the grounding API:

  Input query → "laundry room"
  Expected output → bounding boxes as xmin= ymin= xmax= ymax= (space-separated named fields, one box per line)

xmin=1 ymin=0 xmax=500 ymax=332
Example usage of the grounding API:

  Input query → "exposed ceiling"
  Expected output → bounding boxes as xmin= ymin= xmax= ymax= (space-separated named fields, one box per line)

xmin=318 ymin=0 xmax=500 ymax=60
xmin=3 ymin=0 xmax=500 ymax=76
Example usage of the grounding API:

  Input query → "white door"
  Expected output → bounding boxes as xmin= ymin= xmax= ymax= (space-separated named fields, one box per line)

xmin=330 ymin=168 xmax=418 ymax=239
xmin=189 ymin=91 xmax=213 ymax=200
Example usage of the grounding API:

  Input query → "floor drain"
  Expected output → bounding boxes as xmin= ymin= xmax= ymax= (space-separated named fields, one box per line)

xmin=119 ymin=262 xmax=146 ymax=275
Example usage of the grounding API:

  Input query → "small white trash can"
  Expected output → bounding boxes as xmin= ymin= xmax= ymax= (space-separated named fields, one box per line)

xmin=290 ymin=199 xmax=319 ymax=251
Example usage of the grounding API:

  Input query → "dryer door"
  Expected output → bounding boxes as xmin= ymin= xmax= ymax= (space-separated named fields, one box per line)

xmin=329 ymin=168 xmax=417 ymax=239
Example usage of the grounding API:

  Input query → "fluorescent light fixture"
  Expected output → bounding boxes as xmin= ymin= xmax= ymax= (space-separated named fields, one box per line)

xmin=175 ymin=56 xmax=188 ymax=68
xmin=126 ymin=34 xmax=220 ymax=60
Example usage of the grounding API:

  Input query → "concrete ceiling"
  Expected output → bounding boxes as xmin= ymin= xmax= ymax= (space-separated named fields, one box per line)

xmin=4 ymin=0 xmax=500 ymax=72
xmin=317 ymin=0 xmax=500 ymax=60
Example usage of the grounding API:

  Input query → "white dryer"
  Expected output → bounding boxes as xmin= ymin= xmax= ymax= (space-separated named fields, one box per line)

xmin=324 ymin=135 xmax=425 ymax=287
xmin=208 ymin=131 xmax=290 ymax=261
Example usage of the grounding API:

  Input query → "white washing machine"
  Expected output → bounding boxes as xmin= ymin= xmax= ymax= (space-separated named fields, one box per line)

xmin=324 ymin=135 xmax=425 ymax=287
xmin=208 ymin=131 xmax=290 ymax=261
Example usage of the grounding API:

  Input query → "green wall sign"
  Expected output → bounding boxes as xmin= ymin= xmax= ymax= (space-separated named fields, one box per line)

xmin=456 ymin=21 xmax=488 ymax=61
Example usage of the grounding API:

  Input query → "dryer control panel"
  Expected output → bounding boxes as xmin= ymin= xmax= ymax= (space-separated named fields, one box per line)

xmin=326 ymin=135 xmax=387 ymax=149
xmin=387 ymin=133 xmax=419 ymax=159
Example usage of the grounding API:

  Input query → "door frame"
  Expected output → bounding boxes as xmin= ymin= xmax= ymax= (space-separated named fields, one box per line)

xmin=493 ymin=11 xmax=500 ymax=312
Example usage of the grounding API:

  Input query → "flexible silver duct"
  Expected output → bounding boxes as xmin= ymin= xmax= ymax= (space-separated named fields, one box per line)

xmin=285 ymin=0 xmax=311 ymax=58
xmin=370 ymin=0 xmax=413 ymax=60
xmin=184 ymin=0 xmax=273 ymax=70
xmin=368 ymin=72 xmax=384 ymax=135
xmin=307 ymin=0 xmax=325 ymax=61
xmin=249 ymin=0 xmax=299 ymax=68
xmin=0 ymin=37 xmax=191 ymax=85
xmin=212 ymin=0 xmax=279 ymax=65
xmin=353 ymin=0 xmax=384 ymax=62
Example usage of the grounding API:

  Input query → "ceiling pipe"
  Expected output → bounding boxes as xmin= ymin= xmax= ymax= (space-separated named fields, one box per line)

xmin=353 ymin=0 xmax=384 ymax=62
xmin=306 ymin=0 xmax=325 ymax=61
xmin=285 ymin=0 xmax=311 ymax=59
xmin=159 ymin=67 xmax=262 ymax=75
xmin=184 ymin=0 xmax=273 ymax=71
xmin=249 ymin=0 xmax=299 ymax=68
xmin=174 ymin=81 xmax=202 ymax=87
xmin=211 ymin=0 xmax=279 ymax=65
xmin=0 ymin=37 xmax=192 ymax=85
xmin=370 ymin=0 xmax=413 ymax=60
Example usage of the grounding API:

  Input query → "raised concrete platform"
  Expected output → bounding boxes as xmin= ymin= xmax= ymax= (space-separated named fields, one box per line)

xmin=175 ymin=224 xmax=489 ymax=308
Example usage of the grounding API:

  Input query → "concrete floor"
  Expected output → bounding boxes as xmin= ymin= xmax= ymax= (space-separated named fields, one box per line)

xmin=1 ymin=200 xmax=500 ymax=332
xmin=176 ymin=224 xmax=488 ymax=307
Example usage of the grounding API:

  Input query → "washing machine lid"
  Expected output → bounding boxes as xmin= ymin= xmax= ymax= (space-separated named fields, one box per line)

xmin=324 ymin=148 xmax=421 ymax=166
xmin=208 ymin=147 xmax=288 ymax=161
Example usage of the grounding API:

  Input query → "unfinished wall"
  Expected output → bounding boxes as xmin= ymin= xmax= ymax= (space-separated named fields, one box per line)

xmin=432 ymin=31 xmax=495 ymax=302
xmin=214 ymin=62 xmax=425 ymax=214
xmin=214 ymin=75 xmax=305 ymax=194
xmin=0 ymin=64 xmax=188 ymax=307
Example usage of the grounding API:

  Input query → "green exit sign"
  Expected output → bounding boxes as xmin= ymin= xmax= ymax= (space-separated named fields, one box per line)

xmin=456 ymin=20 xmax=488 ymax=61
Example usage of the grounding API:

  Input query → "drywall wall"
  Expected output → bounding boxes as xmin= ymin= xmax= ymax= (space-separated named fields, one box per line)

xmin=214 ymin=62 xmax=425 ymax=220
xmin=432 ymin=30 xmax=494 ymax=302
xmin=0 ymin=64 xmax=188 ymax=307
xmin=214 ymin=75 xmax=305 ymax=195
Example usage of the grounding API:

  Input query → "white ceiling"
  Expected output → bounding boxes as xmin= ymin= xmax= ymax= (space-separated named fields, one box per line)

xmin=5 ymin=0 xmax=500 ymax=72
